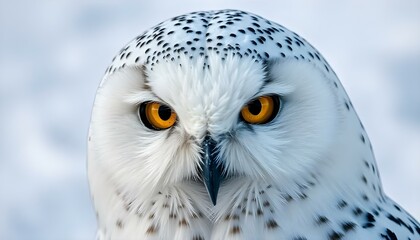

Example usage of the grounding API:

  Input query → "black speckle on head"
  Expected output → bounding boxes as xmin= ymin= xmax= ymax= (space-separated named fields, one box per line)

xmin=265 ymin=219 xmax=279 ymax=229
xmin=366 ymin=212 xmax=376 ymax=223
xmin=247 ymin=27 xmax=256 ymax=34
xmin=362 ymin=194 xmax=369 ymax=201
xmin=328 ymin=231 xmax=343 ymax=240
xmin=345 ymin=102 xmax=350 ymax=110
xmin=299 ymin=193 xmax=308 ymax=200
xmin=353 ymin=207 xmax=363 ymax=216
xmin=315 ymin=215 xmax=329 ymax=225
xmin=362 ymin=223 xmax=375 ymax=229
xmin=284 ymin=194 xmax=293 ymax=202
xmin=393 ymin=204 xmax=401 ymax=212
xmin=363 ymin=160 xmax=369 ymax=168
xmin=362 ymin=175 xmax=368 ymax=184
xmin=337 ymin=200 xmax=348 ymax=209
xmin=341 ymin=221 xmax=357 ymax=232
xmin=380 ymin=228 xmax=397 ymax=240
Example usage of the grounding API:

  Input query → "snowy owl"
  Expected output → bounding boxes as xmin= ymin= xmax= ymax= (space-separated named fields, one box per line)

xmin=88 ymin=9 xmax=419 ymax=240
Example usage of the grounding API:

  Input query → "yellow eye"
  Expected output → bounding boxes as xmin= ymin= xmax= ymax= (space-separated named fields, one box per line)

xmin=139 ymin=102 xmax=177 ymax=130
xmin=241 ymin=95 xmax=280 ymax=124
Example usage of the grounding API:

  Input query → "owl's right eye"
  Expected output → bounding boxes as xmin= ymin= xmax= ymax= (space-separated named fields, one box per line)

xmin=139 ymin=102 xmax=177 ymax=130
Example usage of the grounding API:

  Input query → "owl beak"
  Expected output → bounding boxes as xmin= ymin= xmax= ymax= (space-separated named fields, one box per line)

xmin=200 ymin=135 xmax=222 ymax=206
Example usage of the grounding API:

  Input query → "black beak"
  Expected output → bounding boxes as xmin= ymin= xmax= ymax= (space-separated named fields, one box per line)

xmin=200 ymin=135 xmax=222 ymax=205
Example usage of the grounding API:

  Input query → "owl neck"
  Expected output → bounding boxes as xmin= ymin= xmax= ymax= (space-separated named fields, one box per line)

xmin=313 ymin=105 xmax=386 ymax=207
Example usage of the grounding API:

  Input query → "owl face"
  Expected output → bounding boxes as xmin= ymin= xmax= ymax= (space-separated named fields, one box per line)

xmin=91 ymin=50 xmax=339 ymax=205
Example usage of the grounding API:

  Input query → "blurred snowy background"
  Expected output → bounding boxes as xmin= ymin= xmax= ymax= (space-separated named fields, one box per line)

xmin=0 ymin=0 xmax=419 ymax=239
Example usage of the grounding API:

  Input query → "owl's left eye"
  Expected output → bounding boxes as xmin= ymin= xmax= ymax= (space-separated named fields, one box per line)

xmin=139 ymin=102 xmax=177 ymax=130
xmin=240 ymin=95 xmax=280 ymax=124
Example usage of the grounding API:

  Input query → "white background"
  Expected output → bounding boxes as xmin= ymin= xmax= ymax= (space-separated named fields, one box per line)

xmin=0 ymin=0 xmax=419 ymax=239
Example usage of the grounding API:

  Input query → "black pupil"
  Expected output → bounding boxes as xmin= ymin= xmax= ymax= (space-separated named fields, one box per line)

xmin=248 ymin=99 xmax=262 ymax=115
xmin=158 ymin=105 xmax=172 ymax=120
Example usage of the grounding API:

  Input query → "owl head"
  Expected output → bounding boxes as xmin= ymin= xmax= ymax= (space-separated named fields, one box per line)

xmin=89 ymin=10 xmax=366 ymax=210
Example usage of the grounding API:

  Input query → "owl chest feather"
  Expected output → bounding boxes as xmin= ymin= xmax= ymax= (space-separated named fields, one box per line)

xmin=95 ymin=179 xmax=418 ymax=240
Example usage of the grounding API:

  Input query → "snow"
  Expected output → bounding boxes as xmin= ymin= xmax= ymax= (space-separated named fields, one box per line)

xmin=0 ymin=0 xmax=419 ymax=239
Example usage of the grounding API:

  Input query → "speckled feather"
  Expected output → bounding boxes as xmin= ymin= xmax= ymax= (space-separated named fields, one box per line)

xmin=88 ymin=9 xmax=420 ymax=240
xmin=102 ymin=10 xmax=333 ymax=83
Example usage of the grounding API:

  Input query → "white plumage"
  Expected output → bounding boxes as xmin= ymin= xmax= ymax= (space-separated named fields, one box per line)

xmin=88 ymin=9 xmax=419 ymax=240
